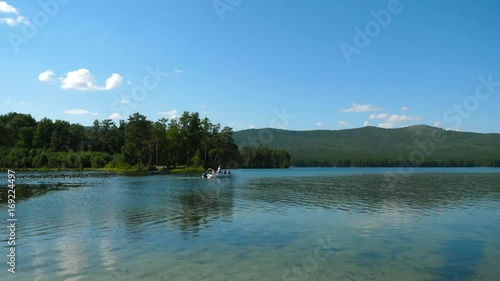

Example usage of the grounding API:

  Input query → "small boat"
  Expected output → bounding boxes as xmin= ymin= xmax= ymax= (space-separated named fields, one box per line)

xmin=202 ymin=167 xmax=231 ymax=179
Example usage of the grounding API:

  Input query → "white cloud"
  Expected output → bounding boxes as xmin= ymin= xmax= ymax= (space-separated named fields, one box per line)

xmin=157 ymin=110 xmax=178 ymax=119
xmin=108 ymin=113 xmax=122 ymax=119
xmin=64 ymin=109 xmax=90 ymax=115
xmin=369 ymin=113 xmax=388 ymax=120
xmin=434 ymin=121 xmax=441 ymax=128
xmin=316 ymin=122 xmax=323 ymax=126
xmin=401 ymin=106 xmax=409 ymax=111
xmin=104 ymin=73 xmax=123 ymax=90
xmin=120 ymin=99 xmax=129 ymax=104
xmin=378 ymin=122 xmax=394 ymax=128
xmin=38 ymin=70 xmax=55 ymax=83
xmin=0 ymin=1 xmax=17 ymax=13
xmin=174 ymin=69 xmax=184 ymax=74
xmin=378 ymin=114 xmax=422 ymax=129
xmin=127 ymin=80 xmax=132 ymax=85
xmin=5 ymin=96 xmax=31 ymax=106
xmin=51 ymin=69 xmax=124 ymax=91
xmin=202 ymin=109 xmax=214 ymax=116
xmin=340 ymin=103 xmax=382 ymax=113
xmin=386 ymin=114 xmax=422 ymax=123
xmin=0 ymin=2 xmax=29 ymax=26
xmin=60 ymin=69 xmax=97 ymax=90
xmin=338 ymin=121 xmax=350 ymax=126
xmin=248 ymin=125 xmax=255 ymax=129
xmin=0 ymin=15 xmax=28 ymax=26
xmin=363 ymin=121 xmax=369 ymax=127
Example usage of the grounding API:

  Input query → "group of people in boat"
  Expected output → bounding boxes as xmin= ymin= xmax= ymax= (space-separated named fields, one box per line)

xmin=216 ymin=166 xmax=230 ymax=175
xmin=202 ymin=166 xmax=230 ymax=178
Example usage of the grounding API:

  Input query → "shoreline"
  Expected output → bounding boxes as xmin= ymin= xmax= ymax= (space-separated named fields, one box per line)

xmin=1 ymin=166 xmax=498 ymax=173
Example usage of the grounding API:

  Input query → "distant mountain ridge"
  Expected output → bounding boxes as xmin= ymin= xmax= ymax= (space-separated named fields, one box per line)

xmin=233 ymin=125 xmax=500 ymax=167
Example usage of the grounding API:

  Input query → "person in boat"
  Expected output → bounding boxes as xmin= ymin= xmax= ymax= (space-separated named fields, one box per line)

xmin=217 ymin=166 xmax=221 ymax=174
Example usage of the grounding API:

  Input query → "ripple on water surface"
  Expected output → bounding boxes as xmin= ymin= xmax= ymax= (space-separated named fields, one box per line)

xmin=2 ymin=169 xmax=500 ymax=281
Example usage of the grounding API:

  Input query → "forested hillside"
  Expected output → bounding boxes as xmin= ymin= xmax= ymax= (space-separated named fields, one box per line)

xmin=233 ymin=126 xmax=500 ymax=167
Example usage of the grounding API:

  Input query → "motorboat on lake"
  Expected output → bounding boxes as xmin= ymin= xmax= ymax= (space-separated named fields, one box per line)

xmin=202 ymin=167 xmax=231 ymax=179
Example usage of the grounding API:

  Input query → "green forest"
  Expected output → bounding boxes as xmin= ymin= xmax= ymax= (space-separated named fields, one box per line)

xmin=0 ymin=112 xmax=290 ymax=171
xmin=233 ymin=127 xmax=500 ymax=167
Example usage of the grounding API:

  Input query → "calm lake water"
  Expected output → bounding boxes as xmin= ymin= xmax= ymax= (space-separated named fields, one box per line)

xmin=2 ymin=168 xmax=500 ymax=281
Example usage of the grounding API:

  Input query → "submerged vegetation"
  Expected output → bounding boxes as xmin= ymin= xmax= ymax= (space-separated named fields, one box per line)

xmin=0 ymin=112 xmax=290 ymax=171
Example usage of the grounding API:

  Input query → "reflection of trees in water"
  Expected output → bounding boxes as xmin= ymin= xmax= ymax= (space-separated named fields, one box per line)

xmin=243 ymin=173 xmax=500 ymax=211
xmin=118 ymin=179 xmax=235 ymax=239
xmin=0 ymin=183 xmax=82 ymax=202
xmin=172 ymin=181 xmax=234 ymax=237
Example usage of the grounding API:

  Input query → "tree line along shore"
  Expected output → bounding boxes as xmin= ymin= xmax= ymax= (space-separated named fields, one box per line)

xmin=0 ymin=112 xmax=291 ymax=172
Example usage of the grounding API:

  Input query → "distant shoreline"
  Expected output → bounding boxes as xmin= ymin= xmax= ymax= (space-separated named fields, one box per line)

xmin=2 ymin=165 xmax=499 ymax=174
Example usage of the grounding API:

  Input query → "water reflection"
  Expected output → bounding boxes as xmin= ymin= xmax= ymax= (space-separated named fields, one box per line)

xmin=242 ymin=173 xmax=500 ymax=212
xmin=2 ymin=169 xmax=499 ymax=281
xmin=0 ymin=183 xmax=84 ymax=203
xmin=171 ymin=179 xmax=234 ymax=237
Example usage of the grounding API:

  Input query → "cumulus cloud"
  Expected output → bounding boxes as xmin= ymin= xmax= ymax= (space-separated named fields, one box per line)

xmin=38 ymin=69 xmax=55 ymax=83
xmin=64 ymin=109 xmax=90 ymax=115
xmin=0 ymin=15 xmax=28 ymax=26
xmin=378 ymin=114 xmax=422 ymax=128
xmin=338 ymin=121 xmax=350 ymax=126
xmin=378 ymin=122 xmax=395 ymax=128
xmin=316 ymin=122 xmax=323 ymax=126
xmin=340 ymin=103 xmax=382 ymax=113
xmin=401 ymin=106 xmax=409 ymax=111
xmin=60 ymin=69 xmax=123 ymax=91
xmin=363 ymin=121 xmax=369 ymax=127
xmin=434 ymin=121 xmax=441 ymax=128
xmin=386 ymin=114 xmax=422 ymax=123
xmin=103 ymin=73 xmax=123 ymax=90
xmin=369 ymin=113 xmax=388 ymax=120
xmin=120 ymin=99 xmax=129 ymax=104
xmin=0 ymin=1 xmax=29 ymax=26
xmin=228 ymin=122 xmax=241 ymax=127
xmin=108 ymin=113 xmax=122 ymax=119
xmin=248 ymin=125 xmax=255 ymax=129
xmin=38 ymin=69 xmax=124 ymax=91
xmin=0 ymin=1 xmax=17 ymax=13
xmin=157 ymin=110 xmax=178 ymax=119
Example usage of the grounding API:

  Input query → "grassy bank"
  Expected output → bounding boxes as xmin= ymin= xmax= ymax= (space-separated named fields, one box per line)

xmin=1 ymin=167 xmax=147 ymax=173
xmin=1 ymin=165 xmax=206 ymax=174
xmin=170 ymin=166 xmax=205 ymax=173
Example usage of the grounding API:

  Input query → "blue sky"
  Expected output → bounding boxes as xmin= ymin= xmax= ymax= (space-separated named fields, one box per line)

xmin=1 ymin=0 xmax=499 ymax=133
